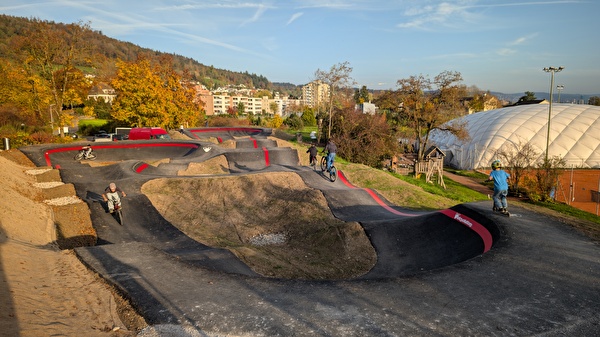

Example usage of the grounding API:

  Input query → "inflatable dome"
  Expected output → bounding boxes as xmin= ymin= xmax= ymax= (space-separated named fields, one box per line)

xmin=430 ymin=104 xmax=600 ymax=170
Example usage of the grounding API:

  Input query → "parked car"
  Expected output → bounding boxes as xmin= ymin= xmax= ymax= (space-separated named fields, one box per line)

xmin=128 ymin=127 xmax=170 ymax=140
xmin=111 ymin=133 xmax=127 ymax=141
xmin=93 ymin=132 xmax=112 ymax=142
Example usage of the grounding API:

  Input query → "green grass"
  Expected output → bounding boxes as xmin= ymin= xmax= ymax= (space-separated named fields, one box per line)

xmin=445 ymin=167 xmax=488 ymax=180
xmin=525 ymin=200 xmax=600 ymax=225
xmin=79 ymin=119 xmax=109 ymax=128
xmin=392 ymin=171 xmax=489 ymax=203
xmin=283 ymin=126 xmax=320 ymax=144
xmin=282 ymin=138 xmax=599 ymax=239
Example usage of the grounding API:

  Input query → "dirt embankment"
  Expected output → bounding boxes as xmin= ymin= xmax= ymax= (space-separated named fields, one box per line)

xmin=0 ymin=149 xmax=145 ymax=336
xmin=142 ymin=172 xmax=377 ymax=280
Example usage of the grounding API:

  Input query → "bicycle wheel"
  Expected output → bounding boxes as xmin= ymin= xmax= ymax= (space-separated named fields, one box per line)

xmin=329 ymin=166 xmax=337 ymax=182
xmin=320 ymin=156 xmax=327 ymax=172
xmin=74 ymin=152 xmax=84 ymax=160
xmin=115 ymin=208 xmax=124 ymax=226
xmin=88 ymin=153 xmax=97 ymax=161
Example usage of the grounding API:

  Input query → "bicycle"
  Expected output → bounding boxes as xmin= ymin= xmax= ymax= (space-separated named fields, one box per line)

xmin=74 ymin=148 xmax=97 ymax=161
xmin=320 ymin=155 xmax=337 ymax=182
xmin=108 ymin=195 xmax=124 ymax=225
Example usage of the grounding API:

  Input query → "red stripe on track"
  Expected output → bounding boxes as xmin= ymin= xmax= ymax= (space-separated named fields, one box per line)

xmin=262 ymin=147 xmax=270 ymax=166
xmin=338 ymin=171 xmax=418 ymax=217
xmin=135 ymin=163 xmax=149 ymax=173
xmin=338 ymin=170 xmax=492 ymax=252
xmin=189 ymin=127 xmax=264 ymax=134
xmin=44 ymin=143 xmax=199 ymax=167
xmin=439 ymin=209 xmax=493 ymax=252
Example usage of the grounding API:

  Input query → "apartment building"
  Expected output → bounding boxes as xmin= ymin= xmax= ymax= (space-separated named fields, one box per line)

xmin=302 ymin=80 xmax=330 ymax=108
xmin=91 ymin=82 xmax=300 ymax=117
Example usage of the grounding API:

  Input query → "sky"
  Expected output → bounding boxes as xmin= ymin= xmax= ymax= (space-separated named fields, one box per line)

xmin=2 ymin=0 xmax=599 ymax=94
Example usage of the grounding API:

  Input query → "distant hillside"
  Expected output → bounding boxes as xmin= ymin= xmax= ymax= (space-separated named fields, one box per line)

xmin=492 ymin=92 xmax=598 ymax=104
xmin=0 ymin=14 xmax=287 ymax=93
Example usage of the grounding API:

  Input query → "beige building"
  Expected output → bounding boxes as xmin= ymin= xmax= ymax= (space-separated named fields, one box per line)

xmin=302 ymin=80 xmax=330 ymax=108
xmin=87 ymin=83 xmax=117 ymax=103
xmin=92 ymin=82 xmax=298 ymax=117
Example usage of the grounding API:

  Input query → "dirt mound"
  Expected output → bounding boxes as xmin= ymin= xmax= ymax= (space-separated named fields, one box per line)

xmin=0 ymin=150 xmax=143 ymax=336
xmin=142 ymin=172 xmax=377 ymax=280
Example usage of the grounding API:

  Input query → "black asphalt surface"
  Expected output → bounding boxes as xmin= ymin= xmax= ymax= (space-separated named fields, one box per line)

xmin=20 ymin=128 xmax=600 ymax=336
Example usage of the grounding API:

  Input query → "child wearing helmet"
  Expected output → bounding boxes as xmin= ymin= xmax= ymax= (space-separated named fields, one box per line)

xmin=102 ymin=182 xmax=126 ymax=213
xmin=488 ymin=160 xmax=510 ymax=214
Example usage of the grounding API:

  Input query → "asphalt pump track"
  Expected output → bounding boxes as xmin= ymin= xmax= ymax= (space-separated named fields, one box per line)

xmin=20 ymin=127 xmax=600 ymax=336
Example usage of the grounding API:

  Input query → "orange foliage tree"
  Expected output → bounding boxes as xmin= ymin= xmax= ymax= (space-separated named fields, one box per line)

xmin=110 ymin=55 xmax=203 ymax=129
xmin=11 ymin=19 xmax=94 ymax=136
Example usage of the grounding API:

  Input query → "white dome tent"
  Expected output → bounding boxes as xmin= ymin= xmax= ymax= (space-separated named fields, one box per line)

xmin=430 ymin=104 xmax=600 ymax=170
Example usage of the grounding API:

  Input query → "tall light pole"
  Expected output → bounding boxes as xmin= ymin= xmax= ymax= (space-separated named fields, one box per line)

xmin=556 ymin=85 xmax=564 ymax=103
xmin=542 ymin=66 xmax=564 ymax=162
xmin=49 ymin=104 xmax=55 ymax=134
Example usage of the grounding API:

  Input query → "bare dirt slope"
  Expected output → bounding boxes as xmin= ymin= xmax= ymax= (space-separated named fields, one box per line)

xmin=142 ymin=172 xmax=377 ymax=280
xmin=0 ymin=150 xmax=144 ymax=336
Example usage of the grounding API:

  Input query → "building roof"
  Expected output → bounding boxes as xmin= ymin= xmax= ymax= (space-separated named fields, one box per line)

xmin=430 ymin=104 xmax=600 ymax=169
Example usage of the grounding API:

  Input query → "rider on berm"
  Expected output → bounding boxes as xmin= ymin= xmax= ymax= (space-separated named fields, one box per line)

xmin=102 ymin=182 xmax=126 ymax=213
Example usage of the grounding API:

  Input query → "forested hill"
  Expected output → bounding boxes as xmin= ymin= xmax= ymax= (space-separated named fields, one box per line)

xmin=0 ymin=14 xmax=300 ymax=92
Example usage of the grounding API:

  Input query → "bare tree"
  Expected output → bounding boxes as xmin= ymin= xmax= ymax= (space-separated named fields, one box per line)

xmin=534 ymin=156 xmax=566 ymax=202
xmin=494 ymin=139 xmax=539 ymax=195
xmin=314 ymin=61 xmax=356 ymax=139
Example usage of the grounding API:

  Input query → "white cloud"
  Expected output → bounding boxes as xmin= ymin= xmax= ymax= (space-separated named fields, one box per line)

xmin=287 ymin=12 xmax=304 ymax=25
xmin=241 ymin=4 xmax=268 ymax=26
xmin=397 ymin=1 xmax=481 ymax=30
xmin=497 ymin=48 xmax=516 ymax=56
xmin=509 ymin=33 xmax=538 ymax=46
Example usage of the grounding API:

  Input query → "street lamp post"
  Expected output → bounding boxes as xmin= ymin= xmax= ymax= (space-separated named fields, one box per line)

xmin=49 ymin=104 xmax=55 ymax=134
xmin=542 ymin=66 xmax=564 ymax=163
xmin=556 ymin=85 xmax=564 ymax=103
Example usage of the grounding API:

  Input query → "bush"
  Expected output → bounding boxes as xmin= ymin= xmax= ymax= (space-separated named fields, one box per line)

xmin=284 ymin=113 xmax=303 ymax=130
xmin=30 ymin=131 xmax=54 ymax=144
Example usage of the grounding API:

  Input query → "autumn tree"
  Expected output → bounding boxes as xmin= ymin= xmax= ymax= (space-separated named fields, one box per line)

xmin=268 ymin=114 xmax=283 ymax=128
xmin=0 ymin=59 xmax=40 ymax=126
xmin=254 ymin=89 xmax=272 ymax=99
xmin=396 ymin=71 xmax=469 ymax=161
xmin=372 ymin=90 xmax=408 ymax=134
xmin=332 ymin=107 xmax=399 ymax=168
xmin=269 ymin=102 xmax=278 ymax=115
xmin=111 ymin=55 xmax=203 ymax=128
xmin=314 ymin=61 xmax=356 ymax=139
xmin=12 ymin=19 xmax=94 ymax=136
xmin=236 ymin=102 xmax=246 ymax=116
xmin=354 ymin=85 xmax=371 ymax=104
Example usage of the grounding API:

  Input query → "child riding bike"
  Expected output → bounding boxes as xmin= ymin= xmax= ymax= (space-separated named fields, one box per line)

xmin=102 ymin=182 xmax=126 ymax=213
xmin=487 ymin=160 xmax=510 ymax=214
xmin=321 ymin=139 xmax=337 ymax=172
xmin=307 ymin=143 xmax=318 ymax=166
